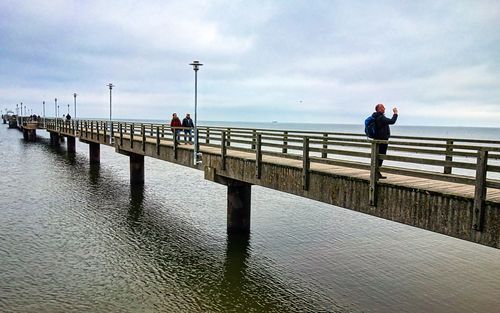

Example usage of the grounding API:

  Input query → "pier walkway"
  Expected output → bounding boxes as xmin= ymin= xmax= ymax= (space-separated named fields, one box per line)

xmin=11 ymin=117 xmax=500 ymax=249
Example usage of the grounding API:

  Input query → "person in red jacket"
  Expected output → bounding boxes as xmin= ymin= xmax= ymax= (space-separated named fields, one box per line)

xmin=170 ymin=113 xmax=182 ymax=142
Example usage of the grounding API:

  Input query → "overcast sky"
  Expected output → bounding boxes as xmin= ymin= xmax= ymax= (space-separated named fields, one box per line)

xmin=1 ymin=0 xmax=499 ymax=126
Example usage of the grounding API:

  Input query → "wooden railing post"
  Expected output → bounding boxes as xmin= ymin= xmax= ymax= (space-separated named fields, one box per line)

xmin=282 ymin=131 xmax=288 ymax=154
xmin=221 ymin=131 xmax=227 ymax=170
xmin=472 ymin=149 xmax=488 ymax=232
xmin=369 ymin=141 xmax=380 ymax=206
xmin=141 ymin=124 xmax=146 ymax=151
xmin=255 ymin=133 xmax=262 ymax=178
xmin=161 ymin=125 xmax=165 ymax=138
xmin=444 ymin=140 xmax=454 ymax=174
xmin=173 ymin=128 xmax=178 ymax=160
xmin=303 ymin=137 xmax=310 ymax=190
xmin=85 ymin=121 xmax=88 ymax=138
xmin=156 ymin=126 xmax=160 ymax=155
xmin=150 ymin=123 xmax=154 ymax=137
xmin=322 ymin=133 xmax=328 ymax=158
xmin=91 ymin=121 xmax=94 ymax=139
xmin=96 ymin=121 xmax=100 ymax=141
xmin=251 ymin=129 xmax=257 ymax=150
xmin=130 ymin=123 xmax=134 ymax=149
xmin=103 ymin=121 xmax=107 ymax=140
xmin=206 ymin=128 xmax=210 ymax=144
xmin=227 ymin=128 xmax=231 ymax=147
xmin=119 ymin=123 xmax=123 ymax=146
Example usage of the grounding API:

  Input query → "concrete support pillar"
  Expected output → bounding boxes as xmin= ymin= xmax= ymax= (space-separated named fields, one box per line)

xmin=89 ymin=142 xmax=100 ymax=164
xmin=227 ymin=181 xmax=252 ymax=234
xmin=29 ymin=129 xmax=36 ymax=141
xmin=50 ymin=132 xmax=60 ymax=146
xmin=23 ymin=129 xmax=36 ymax=141
xmin=67 ymin=136 xmax=76 ymax=153
xmin=130 ymin=154 xmax=144 ymax=185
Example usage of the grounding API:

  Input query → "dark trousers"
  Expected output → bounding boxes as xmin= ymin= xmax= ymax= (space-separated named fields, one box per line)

xmin=378 ymin=143 xmax=388 ymax=167
xmin=184 ymin=129 xmax=192 ymax=142
xmin=173 ymin=130 xmax=180 ymax=142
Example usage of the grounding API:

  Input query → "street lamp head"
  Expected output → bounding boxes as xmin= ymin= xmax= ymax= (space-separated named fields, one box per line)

xmin=74 ymin=93 xmax=77 ymax=98
xmin=190 ymin=60 xmax=203 ymax=71
xmin=107 ymin=83 xmax=114 ymax=90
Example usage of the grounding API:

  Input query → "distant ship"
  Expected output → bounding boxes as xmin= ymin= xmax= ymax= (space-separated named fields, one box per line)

xmin=272 ymin=120 xmax=278 ymax=123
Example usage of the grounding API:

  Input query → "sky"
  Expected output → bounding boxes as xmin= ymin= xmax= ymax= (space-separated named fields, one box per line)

xmin=1 ymin=0 xmax=499 ymax=127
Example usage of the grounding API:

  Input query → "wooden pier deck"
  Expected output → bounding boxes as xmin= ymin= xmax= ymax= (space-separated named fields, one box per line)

xmin=12 ymin=117 xmax=500 ymax=249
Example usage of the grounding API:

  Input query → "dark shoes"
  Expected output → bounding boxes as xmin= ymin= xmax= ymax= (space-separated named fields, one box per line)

xmin=376 ymin=171 xmax=386 ymax=179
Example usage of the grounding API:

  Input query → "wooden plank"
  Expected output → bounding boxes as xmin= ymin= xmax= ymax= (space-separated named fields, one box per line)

xmin=255 ymin=133 xmax=262 ymax=178
xmin=473 ymin=150 xmax=488 ymax=231
xmin=369 ymin=142 xmax=379 ymax=206
xmin=303 ymin=137 xmax=310 ymax=190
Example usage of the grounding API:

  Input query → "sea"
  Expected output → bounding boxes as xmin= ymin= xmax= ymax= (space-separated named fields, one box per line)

xmin=1 ymin=121 xmax=499 ymax=313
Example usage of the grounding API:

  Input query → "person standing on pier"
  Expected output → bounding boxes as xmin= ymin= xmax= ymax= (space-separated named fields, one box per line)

xmin=372 ymin=103 xmax=398 ymax=179
xmin=182 ymin=113 xmax=194 ymax=144
xmin=170 ymin=113 xmax=182 ymax=142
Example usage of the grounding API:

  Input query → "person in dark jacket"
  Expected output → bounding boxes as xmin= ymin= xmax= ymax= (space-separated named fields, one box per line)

xmin=372 ymin=103 xmax=398 ymax=178
xmin=182 ymin=113 xmax=194 ymax=144
xmin=170 ymin=113 xmax=182 ymax=142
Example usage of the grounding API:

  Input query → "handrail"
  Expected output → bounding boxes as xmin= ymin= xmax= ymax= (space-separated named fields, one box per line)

xmin=38 ymin=118 xmax=500 ymax=184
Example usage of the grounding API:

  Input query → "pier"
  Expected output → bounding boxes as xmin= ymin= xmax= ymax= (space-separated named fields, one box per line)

xmin=11 ymin=117 xmax=500 ymax=249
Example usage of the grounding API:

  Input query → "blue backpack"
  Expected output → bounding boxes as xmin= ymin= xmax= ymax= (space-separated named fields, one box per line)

xmin=364 ymin=116 xmax=377 ymax=138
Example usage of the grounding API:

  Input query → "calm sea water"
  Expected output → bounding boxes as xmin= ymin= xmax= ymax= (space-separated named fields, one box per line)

xmin=1 ymin=121 xmax=499 ymax=313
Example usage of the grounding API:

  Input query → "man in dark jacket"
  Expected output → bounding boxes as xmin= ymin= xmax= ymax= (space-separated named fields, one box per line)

xmin=372 ymin=103 xmax=398 ymax=178
xmin=182 ymin=113 xmax=194 ymax=144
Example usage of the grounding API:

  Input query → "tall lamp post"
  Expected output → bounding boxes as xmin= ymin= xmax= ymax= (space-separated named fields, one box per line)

xmin=67 ymin=104 xmax=70 ymax=115
xmin=107 ymin=83 xmax=114 ymax=122
xmin=43 ymin=101 xmax=45 ymax=127
xmin=54 ymin=98 xmax=57 ymax=117
xmin=73 ymin=93 xmax=77 ymax=119
xmin=189 ymin=60 xmax=203 ymax=165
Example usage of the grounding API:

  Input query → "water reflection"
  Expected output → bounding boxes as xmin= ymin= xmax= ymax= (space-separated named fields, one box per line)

xmin=89 ymin=163 xmax=101 ymax=186
xmin=128 ymin=184 xmax=144 ymax=223
xmin=222 ymin=232 xmax=250 ymax=299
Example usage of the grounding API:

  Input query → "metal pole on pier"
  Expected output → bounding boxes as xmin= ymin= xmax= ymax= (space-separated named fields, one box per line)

xmin=107 ymin=83 xmax=114 ymax=123
xmin=73 ymin=93 xmax=77 ymax=119
xmin=190 ymin=60 xmax=203 ymax=166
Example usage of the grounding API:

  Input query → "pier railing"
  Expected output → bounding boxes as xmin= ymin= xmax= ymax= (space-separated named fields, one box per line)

xmin=36 ymin=118 xmax=500 ymax=180
xmin=37 ymin=118 xmax=500 ymax=211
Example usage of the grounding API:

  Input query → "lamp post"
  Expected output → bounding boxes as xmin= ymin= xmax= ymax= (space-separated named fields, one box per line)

xmin=54 ymin=98 xmax=57 ymax=118
xmin=43 ymin=101 xmax=45 ymax=127
xmin=189 ymin=60 xmax=203 ymax=165
xmin=67 ymin=104 xmax=70 ymax=115
xmin=73 ymin=93 xmax=77 ymax=119
xmin=107 ymin=83 xmax=114 ymax=122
